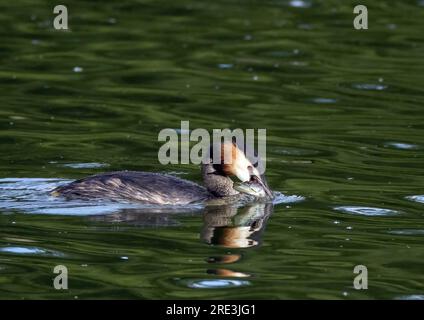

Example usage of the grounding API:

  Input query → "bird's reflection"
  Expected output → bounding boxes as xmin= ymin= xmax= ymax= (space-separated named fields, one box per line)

xmin=87 ymin=206 xmax=203 ymax=226
xmin=89 ymin=202 xmax=274 ymax=278
xmin=90 ymin=202 xmax=273 ymax=244
xmin=202 ymin=202 xmax=274 ymax=278
xmin=89 ymin=202 xmax=273 ymax=236
xmin=201 ymin=203 xmax=273 ymax=248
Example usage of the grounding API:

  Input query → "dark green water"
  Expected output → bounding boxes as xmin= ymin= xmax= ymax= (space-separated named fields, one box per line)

xmin=1 ymin=0 xmax=424 ymax=299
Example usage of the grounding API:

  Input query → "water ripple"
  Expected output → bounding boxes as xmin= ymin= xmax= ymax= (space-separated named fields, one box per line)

xmin=406 ymin=195 xmax=424 ymax=204
xmin=388 ymin=229 xmax=424 ymax=236
xmin=0 ymin=246 xmax=64 ymax=257
xmin=384 ymin=142 xmax=418 ymax=150
xmin=184 ymin=279 xmax=250 ymax=289
xmin=288 ymin=0 xmax=312 ymax=8
xmin=273 ymin=192 xmax=304 ymax=204
xmin=0 ymin=178 xmax=63 ymax=192
xmin=60 ymin=162 xmax=109 ymax=169
xmin=217 ymin=63 xmax=234 ymax=69
xmin=352 ymin=83 xmax=388 ymax=91
xmin=334 ymin=206 xmax=399 ymax=216
xmin=395 ymin=295 xmax=424 ymax=300
xmin=311 ymin=98 xmax=338 ymax=104
xmin=272 ymin=147 xmax=321 ymax=156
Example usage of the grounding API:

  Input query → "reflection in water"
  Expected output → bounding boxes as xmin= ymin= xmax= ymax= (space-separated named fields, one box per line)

xmin=201 ymin=203 xmax=274 ymax=280
xmin=206 ymin=268 xmax=251 ymax=278
xmin=201 ymin=203 xmax=273 ymax=248
xmin=88 ymin=207 xmax=202 ymax=227
xmin=206 ymin=254 xmax=241 ymax=264
xmin=86 ymin=201 xmax=274 ymax=284
xmin=90 ymin=202 xmax=275 ymax=282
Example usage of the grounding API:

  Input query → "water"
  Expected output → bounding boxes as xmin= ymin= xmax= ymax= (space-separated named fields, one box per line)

xmin=1 ymin=0 xmax=424 ymax=299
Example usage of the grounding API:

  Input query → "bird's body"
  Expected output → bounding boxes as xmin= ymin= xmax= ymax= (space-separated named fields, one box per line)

xmin=52 ymin=171 xmax=211 ymax=204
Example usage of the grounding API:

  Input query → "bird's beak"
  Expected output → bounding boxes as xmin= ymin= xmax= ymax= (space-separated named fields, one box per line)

xmin=250 ymin=174 xmax=273 ymax=198
xmin=249 ymin=166 xmax=273 ymax=198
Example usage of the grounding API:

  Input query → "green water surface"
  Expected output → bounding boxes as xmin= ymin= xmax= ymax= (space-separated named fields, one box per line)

xmin=1 ymin=0 xmax=424 ymax=299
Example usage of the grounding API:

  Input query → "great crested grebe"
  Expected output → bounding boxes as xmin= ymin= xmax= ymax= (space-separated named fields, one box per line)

xmin=51 ymin=142 xmax=273 ymax=205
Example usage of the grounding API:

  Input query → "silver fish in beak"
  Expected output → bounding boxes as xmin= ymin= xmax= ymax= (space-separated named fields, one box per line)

xmin=248 ymin=165 xmax=273 ymax=198
xmin=250 ymin=174 xmax=273 ymax=198
xmin=235 ymin=174 xmax=273 ymax=199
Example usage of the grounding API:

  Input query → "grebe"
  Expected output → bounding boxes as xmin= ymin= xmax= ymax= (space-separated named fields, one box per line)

xmin=51 ymin=142 xmax=273 ymax=205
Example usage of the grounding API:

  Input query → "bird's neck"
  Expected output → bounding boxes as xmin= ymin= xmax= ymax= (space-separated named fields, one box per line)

xmin=201 ymin=164 xmax=239 ymax=197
